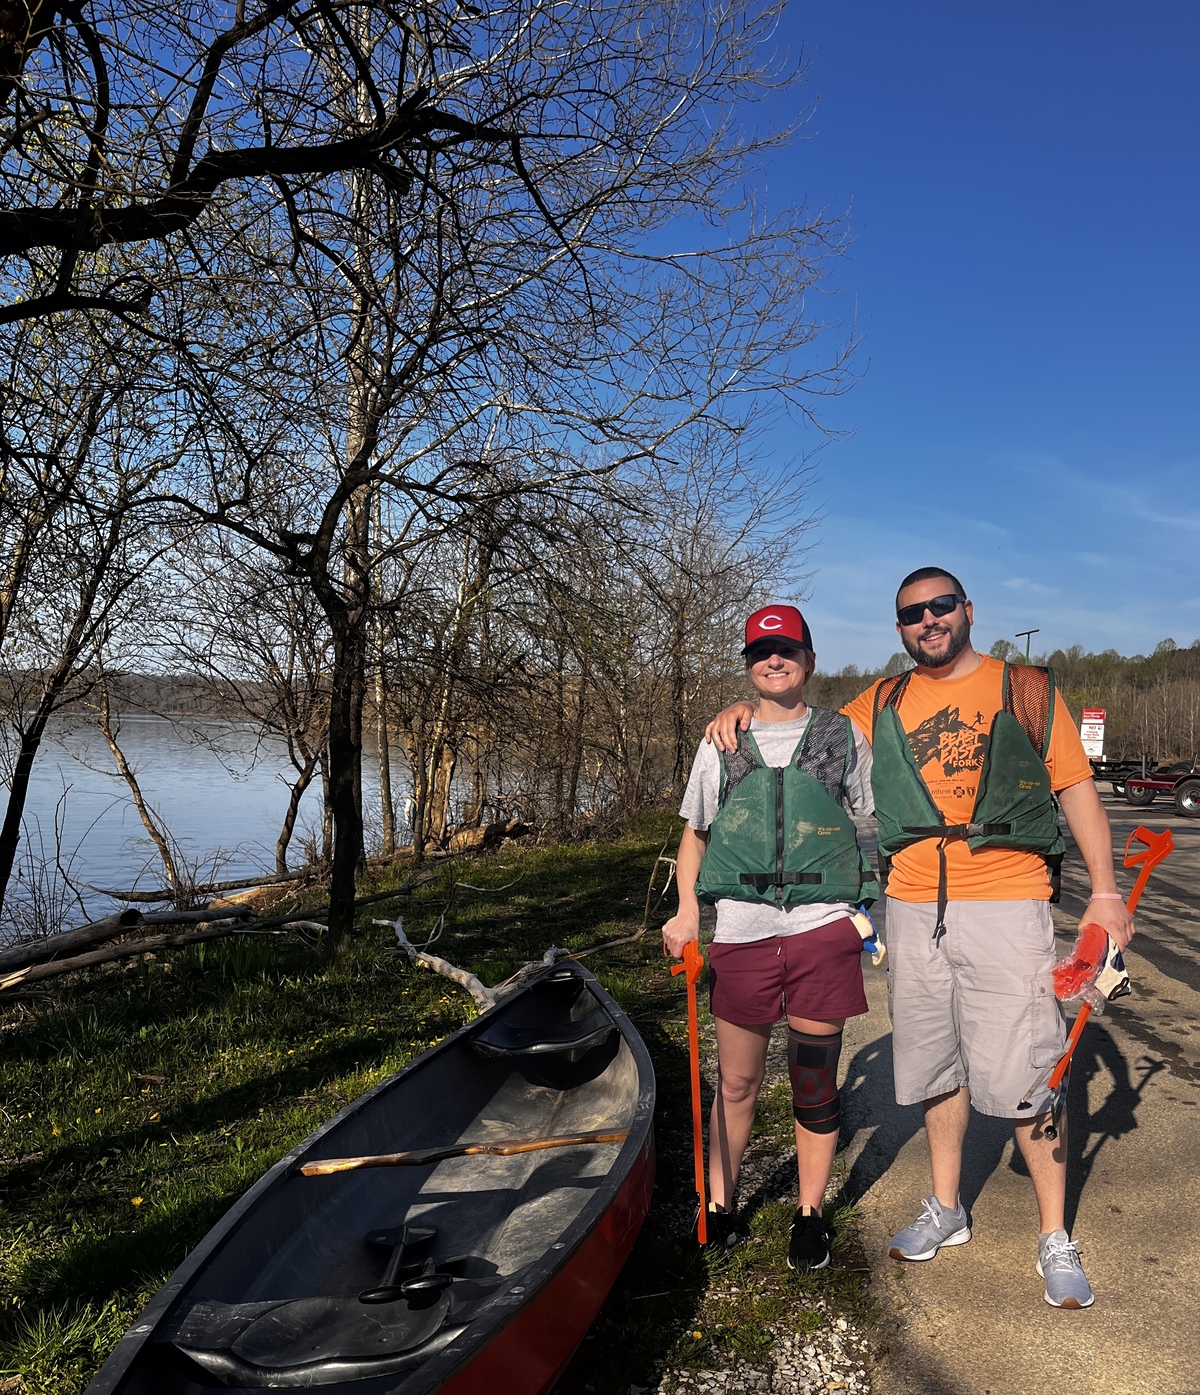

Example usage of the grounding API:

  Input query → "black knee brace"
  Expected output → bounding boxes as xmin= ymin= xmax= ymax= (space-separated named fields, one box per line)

xmin=787 ymin=1028 xmax=843 ymax=1134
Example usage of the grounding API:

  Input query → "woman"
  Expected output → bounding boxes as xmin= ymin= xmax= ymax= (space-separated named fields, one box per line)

xmin=662 ymin=604 xmax=875 ymax=1270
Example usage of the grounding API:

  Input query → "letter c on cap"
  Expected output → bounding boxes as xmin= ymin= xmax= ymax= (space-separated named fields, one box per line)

xmin=758 ymin=614 xmax=783 ymax=631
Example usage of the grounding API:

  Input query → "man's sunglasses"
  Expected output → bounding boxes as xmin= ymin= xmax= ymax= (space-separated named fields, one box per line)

xmin=896 ymin=593 xmax=966 ymax=627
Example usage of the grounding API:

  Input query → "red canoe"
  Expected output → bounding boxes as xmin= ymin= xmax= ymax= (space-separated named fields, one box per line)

xmin=87 ymin=960 xmax=655 ymax=1394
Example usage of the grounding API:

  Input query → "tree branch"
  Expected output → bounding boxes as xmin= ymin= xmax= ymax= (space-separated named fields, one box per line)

xmin=0 ymin=286 xmax=154 ymax=326
xmin=0 ymin=92 xmax=524 ymax=258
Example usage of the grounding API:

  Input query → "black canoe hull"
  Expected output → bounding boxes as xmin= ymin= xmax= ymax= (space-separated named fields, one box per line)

xmin=87 ymin=960 xmax=655 ymax=1395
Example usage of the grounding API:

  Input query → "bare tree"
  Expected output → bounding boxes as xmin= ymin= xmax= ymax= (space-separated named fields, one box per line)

xmin=3 ymin=0 xmax=852 ymax=942
xmin=166 ymin=538 xmax=335 ymax=875
xmin=0 ymin=317 xmax=184 ymax=926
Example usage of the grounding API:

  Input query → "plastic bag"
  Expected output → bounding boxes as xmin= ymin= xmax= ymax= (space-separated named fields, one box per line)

xmin=1052 ymin=922 xmax=1109 ymax=1001
xmin=1053 ymin=922 xmax=1132 ymax=1014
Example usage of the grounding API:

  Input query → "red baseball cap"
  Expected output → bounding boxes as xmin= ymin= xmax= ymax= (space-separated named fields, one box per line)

xmin=743 ymin=604 xmax=813 ymax=654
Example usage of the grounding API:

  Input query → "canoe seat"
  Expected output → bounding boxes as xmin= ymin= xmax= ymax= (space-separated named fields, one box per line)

xmin=470 ymin=1005 xmax=617 ymax=1062
xmin=170 ymin=1293 xmax=462 ymax=1386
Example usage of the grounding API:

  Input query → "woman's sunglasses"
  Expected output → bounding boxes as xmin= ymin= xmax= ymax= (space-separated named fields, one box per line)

xmin=896 ymin=593 xmax=965 ymax=627
xmin=746 ymin=641 xmax=806 ymax=661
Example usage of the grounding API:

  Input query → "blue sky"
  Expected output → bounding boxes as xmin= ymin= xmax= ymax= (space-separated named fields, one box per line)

xmin=754 ymin=2 xmax=1200 ymax=670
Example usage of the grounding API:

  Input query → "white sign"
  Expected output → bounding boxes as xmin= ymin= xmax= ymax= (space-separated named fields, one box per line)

xmin=1080 ymin=707 xmax=1106 ymax=760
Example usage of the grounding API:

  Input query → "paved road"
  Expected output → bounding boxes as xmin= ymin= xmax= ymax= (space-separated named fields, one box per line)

xmin=842 ymin=794 xmax=1200 ymax=1395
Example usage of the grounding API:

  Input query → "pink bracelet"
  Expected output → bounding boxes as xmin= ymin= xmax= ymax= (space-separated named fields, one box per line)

xmin=1088 ymin=893 xmax=1124 ymax=900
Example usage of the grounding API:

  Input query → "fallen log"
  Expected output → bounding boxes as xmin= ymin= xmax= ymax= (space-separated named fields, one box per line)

xmin=0 ymin=857 xmax=454 ymax=993
xmin=0 ymin=905 xmax=254 ymax=978
xmin=142 ymin=906 xmax=253 ymax=926
xmin=83 ymin=870 xmax=310 ymax=902
xmin=0 ymin=909 xmax=144 ymax=975
xmin=0 ymin=920 xmax=324 ymax=991
xmin=84 ymin=846 xmax=453 ymax=904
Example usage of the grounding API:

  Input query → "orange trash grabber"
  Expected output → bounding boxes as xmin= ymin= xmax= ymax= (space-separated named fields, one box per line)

xmin=1019 ymin=824 xmax=1174 ymax=1138
xmin=670 ymin=937 xmax=708 ymax=1244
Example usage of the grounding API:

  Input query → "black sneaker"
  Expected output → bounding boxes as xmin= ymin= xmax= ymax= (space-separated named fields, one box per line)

xmin=705 ymin=1202 xmax=741 ymax=1249
xmin=788 ymin=1205 xmax=831 ymax=1271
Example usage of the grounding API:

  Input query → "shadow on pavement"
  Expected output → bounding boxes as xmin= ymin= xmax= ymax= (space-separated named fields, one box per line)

xmin=1059 ymin=1019 xmax=1165 ymax=1232
xmin=836 ymin=1022 xmax=1161 ymax=1232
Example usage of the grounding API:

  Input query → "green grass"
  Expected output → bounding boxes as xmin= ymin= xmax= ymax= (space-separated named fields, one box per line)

xmin=0 ymin=811 xmax=869 ymax=1393
xmin=564 ymin=1068 xmax=873 ymax=1394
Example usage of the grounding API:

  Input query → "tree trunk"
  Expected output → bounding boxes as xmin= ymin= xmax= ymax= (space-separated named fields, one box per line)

xmin=554 ymin=640 xmax=567 ymax=827
xmin=405 ymin=728 xmax=430 ymax=859
xmin=373 ymin=488 xmax=396 ymax=856
xmin=319 ymin=751 xmax=333 ymax=863
xmin=422 ymin=536 xmax=493 ymax=847
xmin=325 ymin=617 xmax=366 ymax=945
xmin=0 ymin=506 xmax=124 ymax=923
xmin=377 ymin=700 xmax=395 ymax=857
xmin=0 ymin=709 xmax=58 ymax=923
xmin=565 ymin=651 xmax=591 ymax=820
xmin=429 ymin=745 xmax=457 ymax=845
xmin=671 ymin=612 xmax=690 ymax=793
xmin=276 ymin=751 xmax=319 ymax=875
xmin=95 ymin=671 xmax=184 ymax=902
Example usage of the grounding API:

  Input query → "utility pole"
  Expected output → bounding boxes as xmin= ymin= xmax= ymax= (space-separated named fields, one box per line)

xmin=1015 ymin=628 xmax=1040 ymax=663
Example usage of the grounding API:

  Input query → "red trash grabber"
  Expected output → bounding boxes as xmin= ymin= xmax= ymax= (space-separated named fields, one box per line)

xmin=670 ymin=938 xmax=708 ymax=1244
xmin=1019 ymin=824 xmax=1174 ymax=1138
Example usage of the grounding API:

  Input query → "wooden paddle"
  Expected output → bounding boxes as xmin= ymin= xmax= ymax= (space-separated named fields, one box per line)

xmin=300 ymin=1129 xmax=628 ymax=1176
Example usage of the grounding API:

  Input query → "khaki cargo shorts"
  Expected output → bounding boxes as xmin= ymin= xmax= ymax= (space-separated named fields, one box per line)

xmin=884 ymin=898 xmax=1066 ymax=1118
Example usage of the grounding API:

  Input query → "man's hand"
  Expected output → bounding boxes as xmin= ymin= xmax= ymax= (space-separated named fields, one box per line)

xmin=704 ymin=700 xmax=755 ymax=752
xmin=1057 ymin=778 xmax=1136 ymax=951
xmin=1079 ymin=895 xmax=1135 ymax=952
xmin=661 ymin=909 xmax=700 ymax=959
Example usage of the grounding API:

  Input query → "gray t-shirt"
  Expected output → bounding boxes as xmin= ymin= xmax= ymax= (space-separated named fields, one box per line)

xmin=678 ymin=710 xmax=874 ymax=943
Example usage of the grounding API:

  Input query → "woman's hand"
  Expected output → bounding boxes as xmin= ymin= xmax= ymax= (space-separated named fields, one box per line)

xmin=704 ymin=701 xmax=755 ymax=752
xmin=663 ymin=826 xmax=707 ymax=958
xmin=661 ymin=909 xmax=700 ymax=959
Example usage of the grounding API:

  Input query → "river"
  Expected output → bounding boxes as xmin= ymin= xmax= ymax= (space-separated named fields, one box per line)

xmin=6 ymin=716 xmax=404 ymax=934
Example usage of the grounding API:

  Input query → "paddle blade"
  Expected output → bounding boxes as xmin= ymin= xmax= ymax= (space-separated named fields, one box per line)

xmin=1053 ymin=921 xmax=1108 ymax=1001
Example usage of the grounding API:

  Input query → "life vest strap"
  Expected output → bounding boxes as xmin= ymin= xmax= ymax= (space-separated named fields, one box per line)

xmin=901 ymin=822 xmax=1013 ymax=839
xmin=738 ymin=871 xmax=825 ymax=887
xmin=896 ymin=822 xmax=1014 ymax=943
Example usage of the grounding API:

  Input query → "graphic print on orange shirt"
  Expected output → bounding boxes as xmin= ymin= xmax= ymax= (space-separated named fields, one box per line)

xmin=902 ymin=703 xmax=989 ymax=816
xmin=842 ymin=655 xmax=1092 ymax=904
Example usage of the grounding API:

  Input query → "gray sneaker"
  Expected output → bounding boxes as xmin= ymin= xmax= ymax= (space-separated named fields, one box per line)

xmin=887 ymin=1195 xmax=971 ymax=1261
xmin=1037 ymin=1230 xmax=1094 ymax=1309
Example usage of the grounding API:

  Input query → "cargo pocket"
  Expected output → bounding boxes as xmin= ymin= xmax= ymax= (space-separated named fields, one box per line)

xmin=1026 ymin=969 xmax=1066 ymax=1070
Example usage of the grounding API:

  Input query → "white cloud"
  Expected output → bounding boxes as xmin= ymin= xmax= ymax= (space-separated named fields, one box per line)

xmin=1001 ymin=577 xmax=1059 ymax=597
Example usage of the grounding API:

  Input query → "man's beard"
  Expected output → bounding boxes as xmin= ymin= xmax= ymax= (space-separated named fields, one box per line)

xmin=901 ymin=611 xmax=972 ymax=668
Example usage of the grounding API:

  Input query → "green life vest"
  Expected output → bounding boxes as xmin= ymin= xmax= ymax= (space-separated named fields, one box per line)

xmin=870 ymin=662 xmax=1065 ymax=927
xmin=696 ymin=707 xmax=878 ymax=908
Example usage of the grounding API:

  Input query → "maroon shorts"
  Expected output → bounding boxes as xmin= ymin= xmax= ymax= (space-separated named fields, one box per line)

xmin=708 ymin=918 xmax=868 ymax=1026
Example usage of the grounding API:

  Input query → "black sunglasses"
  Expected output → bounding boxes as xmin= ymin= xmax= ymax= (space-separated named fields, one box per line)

xmin=896 ymin=593 xmax=965 ymax=627
xmin=745 ymin=641 xmax=806 ymax=661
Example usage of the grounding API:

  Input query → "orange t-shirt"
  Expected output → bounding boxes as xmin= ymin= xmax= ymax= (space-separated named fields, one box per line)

xmin=842 ymin=655 xmax=1092 ymax=902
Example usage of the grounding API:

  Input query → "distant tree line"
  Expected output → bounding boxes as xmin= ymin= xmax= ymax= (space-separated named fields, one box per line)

xmin=989 ymin=638 xmax=1200 ymax=762
xmin=813 ymin=640 xmax=1200 ymax=764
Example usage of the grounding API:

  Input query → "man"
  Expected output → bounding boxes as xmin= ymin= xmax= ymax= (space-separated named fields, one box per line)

xmin=706 ymin=568 xmax=1133 ymax=1308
